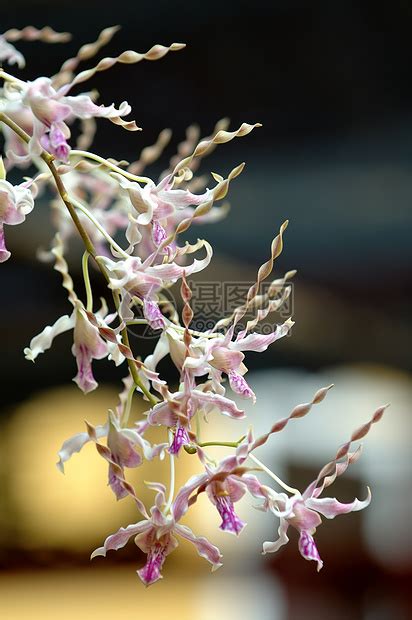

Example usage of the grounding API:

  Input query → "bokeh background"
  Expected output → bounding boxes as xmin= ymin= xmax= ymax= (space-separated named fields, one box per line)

xmin=1 ymin=1 xmax=411 ymax=619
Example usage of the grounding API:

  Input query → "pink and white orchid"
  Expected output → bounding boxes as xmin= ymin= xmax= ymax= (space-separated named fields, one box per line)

xmin=57 ymin=411 xmax=167 ymax=500
xmin=3 ymin=76 xmax=132 ymax=163
xmin=173 ymin=437 xmax=266 ymax=535
xmin=260 ymin=469 xmax=372 ymax=571
xmin=112 ymin=172 xmax=212 ymax=247
xmin=0 ymin=177 xmax=35 ymax=262
xmin=91 ymin=483 xmax=222 ymax=586
xmin=148 ymin=376 xmax=245 ymax=455
xmin=146 ymin=318 xmax=294 ymax=403
xmin=98 ymin=238 xmax=212 ymax=328
xmin=24 ymin=300 xmax=119 ymax=393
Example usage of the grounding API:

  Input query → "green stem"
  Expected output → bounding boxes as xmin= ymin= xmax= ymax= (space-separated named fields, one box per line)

xmin=81 ymin=251 xmax=93 ymax=312
xmin=198 ymin=435 xmax=246 ymax=449
xmin=70 ymin=149 xmax=151 ymax=184
xmin=165 ymin=430 xmax=175 ymax=513
xmin=248 ymin=453 xmax=299 ymax=495
xmin=0 ymin=111 xmax=158 ymax=407
xmin=71 ymin=197 xmax=130 ymax=258
xmin=121 ymin=383 xmax=136 ymax=427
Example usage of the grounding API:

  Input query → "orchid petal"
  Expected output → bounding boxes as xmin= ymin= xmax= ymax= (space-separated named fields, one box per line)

xmin=24 ymin=313 xmax=75 ymax=361
xmin=174 ymin=524 xmax=223 ymax=571
xmin=262 ymin=518 xmax=290 ymax=554
xmin=172 ymin=472 xmax=208 ymax=521
xmin=228 ymin=370 xmax=256 ymax=402
xmin=91 ymin=521 xmax=151 ymax=559
xmin=232 ymin=319 xmax=293 ymax=352
xmin=298 ymin=531 xmax=323 ymax=571
xmin=56 ymin=423 xmax=107 ymax=473
xmin=305 ymin=488 xmax=371 ymax=519
xmin=192 ymin=389 xmax=245 ymax=419
xmin=0 ymin=224 xmax=11 ymax=263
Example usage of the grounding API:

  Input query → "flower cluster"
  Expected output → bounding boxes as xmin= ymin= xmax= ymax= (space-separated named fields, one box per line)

xmin=0 ymin=26 xmax=388 ymax=586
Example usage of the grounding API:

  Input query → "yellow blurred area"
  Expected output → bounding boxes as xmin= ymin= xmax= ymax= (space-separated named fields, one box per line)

xmin=0 ymin=567 xmax=285 ymax=620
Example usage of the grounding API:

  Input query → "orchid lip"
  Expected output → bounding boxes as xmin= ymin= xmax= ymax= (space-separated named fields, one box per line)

xmin=215 ymin=495 xmax=246 ymax=536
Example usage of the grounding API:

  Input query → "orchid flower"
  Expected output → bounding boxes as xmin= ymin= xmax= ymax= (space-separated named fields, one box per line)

xmin=260 ymin=465 xmax=371 ymax=571
xmin=148 ymin=375 xmax=245 ymax=455
xmin=0 ymin=176 xmax=35 ymax=262
xmin=91 ymin=483 xmax=222 ymax=586
xmin=112 ymin=172 xmax=212 ymax=248
xmin=57 ymin=410 xmax=167 ymax=499
xmin=1 ymin=104 xmax=34 ymax=169
xmin=173 ymin=435 xmax=271 ymax=535
xmin=3 ymin=76 xmax=132 ymax=162
xmin=146 ymin=318 xmax=293 ymax=402
xmin=23 ymin=232 xmax=129 ymax=392
xmin=98 ymin=238 xmax=212 ymax=328
xmin=24 ymin=301 xmax=112 ymax=393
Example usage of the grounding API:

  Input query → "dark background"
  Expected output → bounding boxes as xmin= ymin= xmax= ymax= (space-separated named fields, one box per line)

xmin=1 ymin=2 xmax=411 ymax=619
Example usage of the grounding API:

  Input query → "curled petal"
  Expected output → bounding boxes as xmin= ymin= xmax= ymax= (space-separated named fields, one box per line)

xmin=146 ymin=239 xmax=213 ymax=281
xmin=146 ymin=482 xmax=167 ymax=510
xmin=262 ymin=518 xmax=290 ymax=555
xmin=72 ymin=343 xmax=100 ymax=393
xmin=175 ymin=523 xmax=223 ymax=571
xmin=232 ymin=319 xmax=294 ymax=352
xmin=24 ymin=313 xmax=75 ymax=361
xmin=192 ymin=389 xmax=245 ymax=419
xmin=121 ymin=427 xmax=167 ymax=462
xmin=144 ymin=332 xmax=170 ymax=371
xmin=305 ymin=487 xmax=372 ymax=519
xmin=91 ymin=521 xmax=151 ymax=559
xmin=30 ymin=95 xmax=72 ymax=126
xmin=108 ymin=463 xmax=129 ymax=500
xmin=72 ymin=309 xmax=108 ymax=393
xmin=66 ymin=42 xmax=186 ymax=90
xmin=64 ymin=95 xmax=131 ymax=119
xmin=56 ymin=424 xmax=107 ymax=473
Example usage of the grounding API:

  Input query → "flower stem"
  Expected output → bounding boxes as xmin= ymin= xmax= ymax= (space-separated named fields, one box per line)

xmin=70 ymin=149 xmax=151 ymax=185
xmin=165 ymin=430 xmax=175 ymax=513
xmin=0 ymin=69 xmax=26 ymax=87
xmin=198 ymin=435 xmax=246 ymax=449
xmin=121 ymin=383 xmax=136 ymax=427
xmin=199 ymin=441 xmax=238 ymax=448
xmin=82 ymin=251 xmax=93 ymax=312
xmin=70 ymin=196 xmax=130 ymax=258
xmin=248 ymin=453 xmax=300 ymax=495
xmin=0 ymin=111 xmax=158 ymax=407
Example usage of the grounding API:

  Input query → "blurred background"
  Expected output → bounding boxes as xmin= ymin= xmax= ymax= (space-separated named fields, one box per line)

xmin=1 ymin=1 xmax=411 ymax=618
